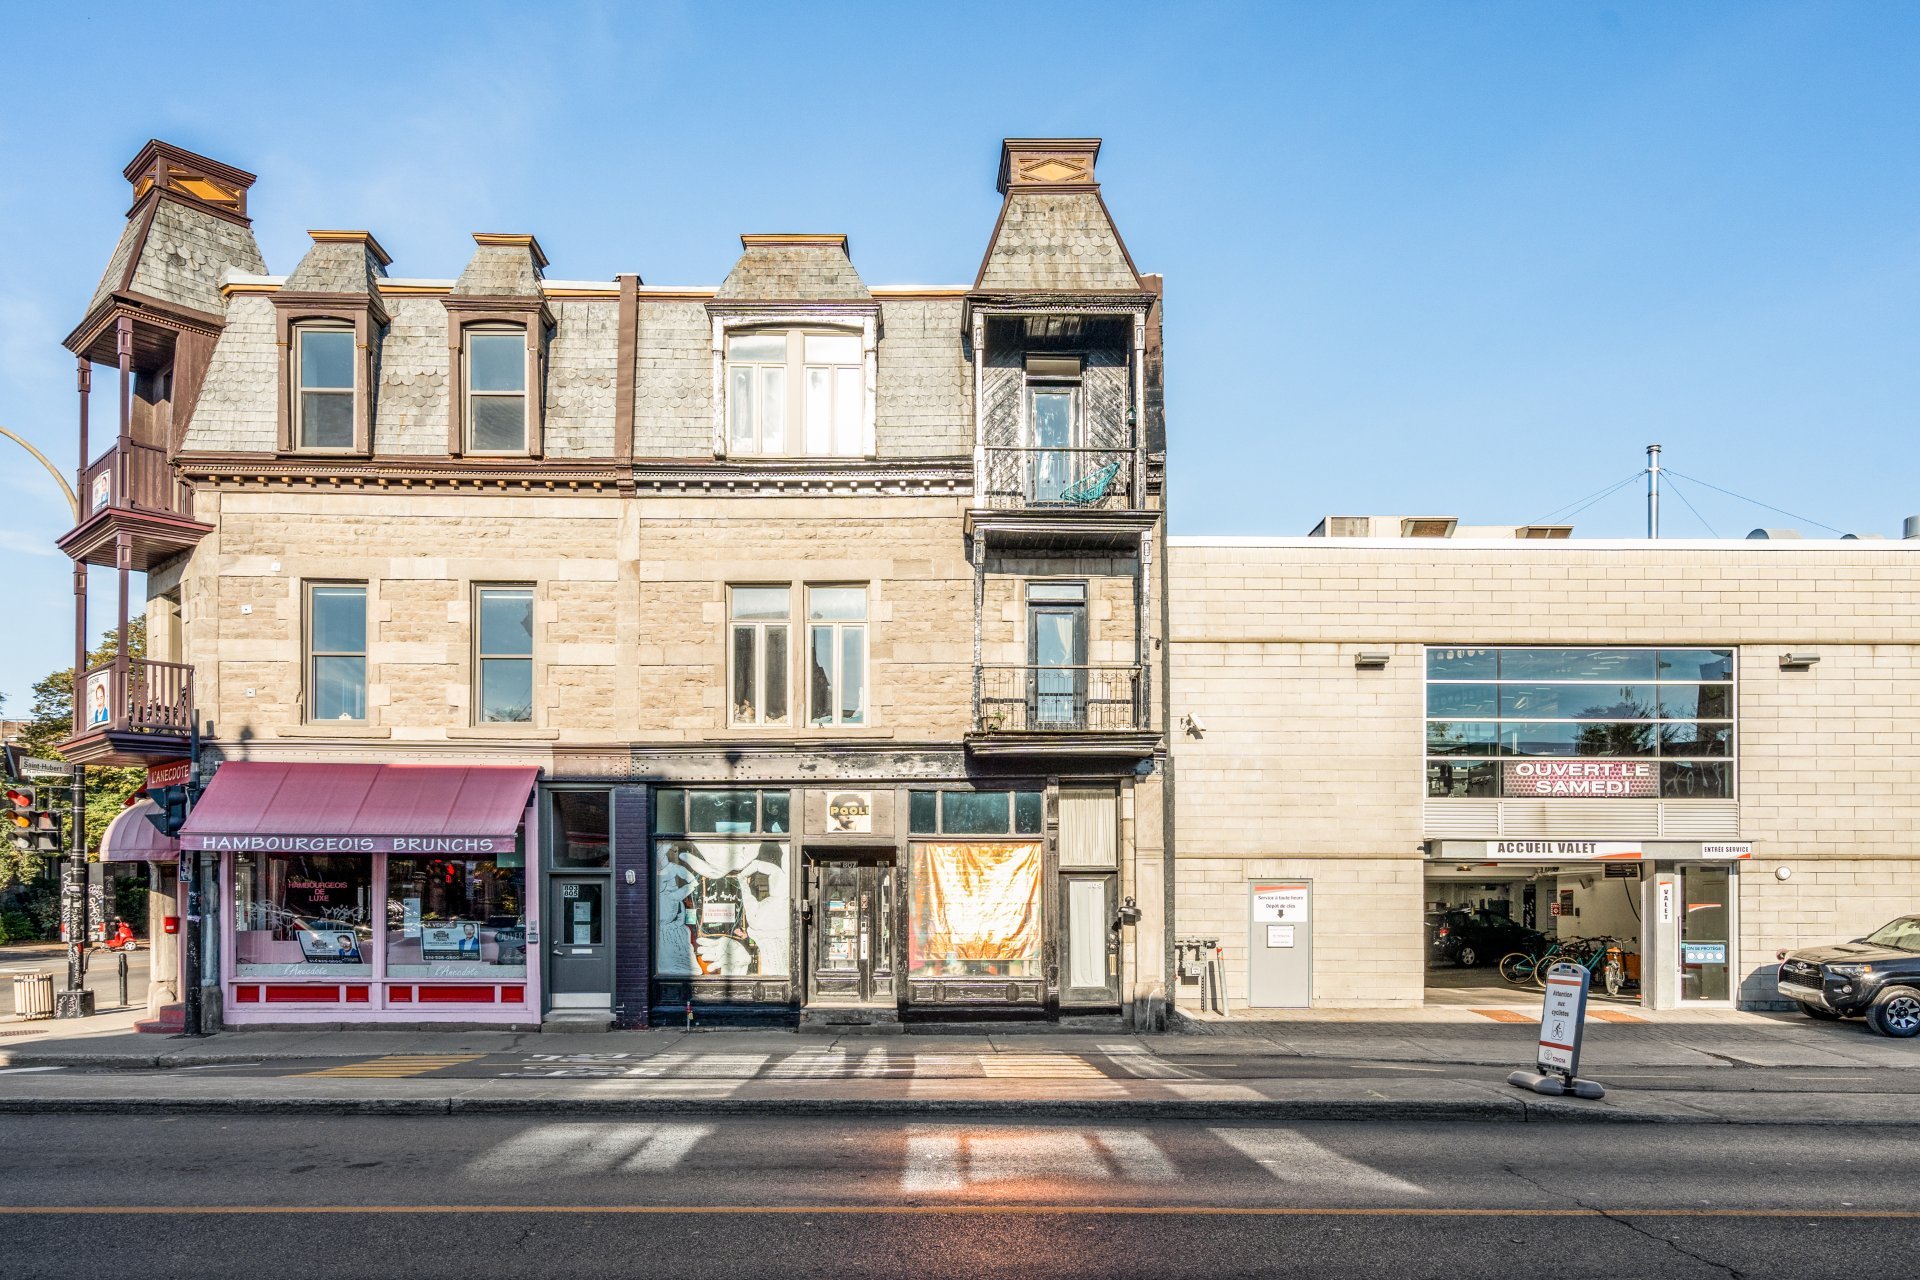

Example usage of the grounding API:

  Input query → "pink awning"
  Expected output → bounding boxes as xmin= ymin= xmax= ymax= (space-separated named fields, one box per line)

xmin=98 ymin=799 xmax=180 ymax=863
xmin=178 ymin=762 xmax=537 ymax=855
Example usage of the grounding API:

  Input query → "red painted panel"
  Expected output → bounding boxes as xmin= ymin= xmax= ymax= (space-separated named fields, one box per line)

xmin=343 ymin=986 xmax=370 ymax=1003
xmin=233 ymin=985 xmax=260 ymax=1004
xmin=387 ymin=985 xmax=413 ymax=1003
xmin=264 ymin=985 xmax=339 ymax=1003
xmin=498 ymin=985 xmax=524 ymax=1001
xmin=417 ymin=985 xmax=496 ymax=1004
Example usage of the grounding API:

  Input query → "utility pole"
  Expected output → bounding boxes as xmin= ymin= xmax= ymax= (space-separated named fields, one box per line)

xmin=1646 ymin=444 xmax=1662 ymax=540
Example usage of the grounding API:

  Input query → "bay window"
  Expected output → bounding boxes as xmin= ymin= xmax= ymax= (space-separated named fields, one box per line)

xmin=725 ymin=328 xmax=865 ymax=457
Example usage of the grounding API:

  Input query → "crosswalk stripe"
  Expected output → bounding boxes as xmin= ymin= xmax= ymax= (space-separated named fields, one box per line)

xmin=298 ymin=1054 xmax=484 ymax=1078
xmin=1210 ymin=1127 xmax=1428 ymax=1197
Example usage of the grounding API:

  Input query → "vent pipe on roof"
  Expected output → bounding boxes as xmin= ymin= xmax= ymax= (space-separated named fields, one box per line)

xmin=1746 ymin=528 xmax=1802 ymax=540
xmin=1905 ymin=515 xmax=1920 ymax=540
xmin=1646 ymin=444 xmax=1661 ymax=539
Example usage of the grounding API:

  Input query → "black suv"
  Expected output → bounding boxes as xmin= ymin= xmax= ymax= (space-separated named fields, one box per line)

xmin=1777 ymin=915 xmax=1920 ymax=1037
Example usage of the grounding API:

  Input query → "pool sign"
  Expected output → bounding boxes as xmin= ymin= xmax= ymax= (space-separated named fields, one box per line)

xmin=1537 ymin=962 xmax=1592 ymax=1080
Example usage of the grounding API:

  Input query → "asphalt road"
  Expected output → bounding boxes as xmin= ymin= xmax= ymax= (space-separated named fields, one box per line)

xmin=0 ymin=1115 xmax=1913 ymax=1279
xmin=0 ymin=946 xmax=148 ymax=1015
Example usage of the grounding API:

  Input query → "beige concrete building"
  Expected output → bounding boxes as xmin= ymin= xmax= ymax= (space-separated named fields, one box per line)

xmin=1168 ymin=523 xmax=1920 ymax=1014
xmin=55 ymin=138 xmax=1168 ymax=1032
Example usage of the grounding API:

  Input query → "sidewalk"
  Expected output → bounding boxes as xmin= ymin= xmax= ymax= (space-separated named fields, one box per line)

xmin=1 ymin=1002 xmax=1913 ymax=1125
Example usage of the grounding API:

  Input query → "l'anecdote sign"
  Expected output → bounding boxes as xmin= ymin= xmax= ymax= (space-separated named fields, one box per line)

xmin=180 ymin=834 xmax=512 ymax=854
xmin=1503 ymin=759 xmax=1658 ymax=798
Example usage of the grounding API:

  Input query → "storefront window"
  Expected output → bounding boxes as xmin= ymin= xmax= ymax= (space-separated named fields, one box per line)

xmin=384 ymin=857 xmax=527 ymax=978
xmin=1425 ymin=647 xmax=1735 ymax=799
xmin=654 ymin=789 xmax=790 ymax=836
xmin=655 ymin=840 xmax=790 ymax=977
xmin=907 ymin=790 xmax=1045 ymax=836
xmin=907 ymin=842 xmax=1042 ymax=978
xmin=233 ymin=853 xmax=374 ymax=976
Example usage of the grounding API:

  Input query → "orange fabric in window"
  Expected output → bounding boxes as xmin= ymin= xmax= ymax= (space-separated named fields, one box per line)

xmin=908 ymin=842 xmax=1042 ymax=975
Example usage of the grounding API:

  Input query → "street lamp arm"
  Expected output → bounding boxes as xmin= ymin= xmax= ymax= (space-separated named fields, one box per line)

xmin=0 ymin=425 xmax=79 ymax=521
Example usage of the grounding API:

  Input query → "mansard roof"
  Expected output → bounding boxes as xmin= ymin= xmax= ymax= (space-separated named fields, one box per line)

xmin=282 ymin=230 xmax=390 ymax=295
xmin=714 ymin=234 xmax=872 ymax=305
xmin=974 ymin=138 xmax=1145 ymax=294
xmin=451 ymin=233 xmax=547 ymax=298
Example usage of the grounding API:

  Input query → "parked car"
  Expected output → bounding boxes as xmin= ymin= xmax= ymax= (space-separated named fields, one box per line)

xmin=1777 ymin=915 xmax=1920 ymax=1037
xmin=1430 ymin=908 xmax=1543 ymax=968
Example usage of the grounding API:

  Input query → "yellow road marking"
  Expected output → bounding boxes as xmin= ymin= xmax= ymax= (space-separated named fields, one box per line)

xmin=297 ymin=1055 xmax=483 ymax=1079
xmin=0 ymin=1205 xmax=1915 ymax=1218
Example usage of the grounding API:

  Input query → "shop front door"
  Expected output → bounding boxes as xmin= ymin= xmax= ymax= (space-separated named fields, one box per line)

xmin=807 ymin=856 xmax=895 ymax=1005
xmin=1061 ymin=874 xmax=1119 ymax=1005
xmin=546 ymin=874 xmax=613 ymax=1011
xmin=1679 ymin=864 xmax=1734 ymax=1003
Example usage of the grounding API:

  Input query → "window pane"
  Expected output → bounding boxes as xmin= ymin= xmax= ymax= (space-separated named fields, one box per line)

xmin=467 ymin=332 xmax=526 ymax=392
xmin=1031 ymin=390 xmax=1072 ymax=448
xmin=550 ymin=791 xmax=611 ymax=867
xmin=1498 ymin=648 xmax=1656 ymax=681
xmin=1027 ymin=582 xmax=1087 ymax=603
xmin=809 ymin=625 xmax=834 ymax=727
xmin=729 ymin=365 xmax=755 ymax=451
xmin=299 ymin=391 xmax=354 ymax=448
xmin=1660 ymin=723 xmax=1733 ymax=757
xmin=655 ymin=838 xmax=791 ymax=978
xmin=1014 ymin=790 xmax=1043 ymax=834
xmin=386 ymin=855 xmax=527 ymax=977
xmin=1661 ymin=762 xmax=1732 ymax=799
xmin=1427 ymin=648 xmax=1496 ymax=678
xmin=1658 ymin=649 xmax=1734 ymax=681
xmin=1503 ymin=720 xmax=1656 ymax=756
xmin=909 ymin=791 xmax=936 ymax=834
xmin=1427 ymin=684 xmax=1497 ymax=717
xmin=759 ymin=367 xmax=785 ymax=452
xmin=808 ymin=587 xmax=866 ymax=621
xmin=471 ymin=395 xmax=527 ymax=451
xmin=479 ymin=589 xmax=534 ymax=656
xmin=728 ymin=333 xmax=786 ymax=362
xmin=1426 ymin=721 xmax=1499 ymax=755
xmin=653 ymin=789 xmax=685 ymax=835
xmin=1428 ymin=760 xmax=1499 ymax=797
xmin=312 ymin=655 xmax=366 ymax=721
xmin=804 ymin=333 xmax=860 ymax=364
xmin=1500 ymin=683 xmax=1655 ymax=719
xmin=689 ymin=791 xmax=757 ymax=834
xmin=763 ymin=625 xmax=788 ymax=723
xmin=298 ymin=328 xmax=354 ymax=389
xmin=805 ymin=367 xmax=832 ymax=455
xmin=479 ymin=657 xmax=533 ymax=722
xmin=908 ymin=842 xmax=1041 ymax=978
xmin=311 ymin=586 xmax=365 ymax=653
xmin=1659 ymin=684 xmax=1732 ymax=719
xmin=840 ymin=626 xmax=864 ymax=724
xmin=732 ymin=587 xmax=789 ymax=620
xmin=732 ymin=625 xmax=757 ymax=722
xmin=834 ymin=366 xmax=861 ymax=455
xmin=233 ymin=853 xmax=373 ymax=976
xmin=761 ymin=791 xmax=790 ymax=834
xmin=941 ymin=791 xmax=1011 ymax=835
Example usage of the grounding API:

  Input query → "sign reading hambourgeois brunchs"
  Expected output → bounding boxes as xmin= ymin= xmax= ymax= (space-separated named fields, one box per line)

xmin=1503 ymin=759 xmax=1658 ymax=798
xmin=180 ymin=834 xmax=513 ymax=854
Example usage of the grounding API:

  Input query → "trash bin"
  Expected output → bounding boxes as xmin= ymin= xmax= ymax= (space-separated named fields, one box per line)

xmin=11 ymin=973 xmax=55 ymax=1021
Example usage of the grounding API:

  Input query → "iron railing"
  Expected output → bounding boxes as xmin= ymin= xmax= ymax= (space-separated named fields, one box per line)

xmin=78 ymin=657 xmax=193 ymax=736
xmin=981 ymin=447 xmax=1135 ymax=511
xmin=975 ymin=664 xmax=1143 ymax=733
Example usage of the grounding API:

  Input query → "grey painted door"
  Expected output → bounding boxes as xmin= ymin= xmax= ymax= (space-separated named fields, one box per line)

xmin=547 ymin=874 xmax=613 ymax=1009
xmin=1247 ymin=879 xmax=1312 ymax=1009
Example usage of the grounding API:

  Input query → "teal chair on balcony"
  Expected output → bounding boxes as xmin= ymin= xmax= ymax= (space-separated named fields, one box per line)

xmin=1054 ymin=458 xmax=1123 ymax=507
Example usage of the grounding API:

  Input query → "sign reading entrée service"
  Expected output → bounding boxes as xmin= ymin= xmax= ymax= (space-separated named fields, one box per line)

xmin=1504 ymin=759 xmax=1657 ymax=798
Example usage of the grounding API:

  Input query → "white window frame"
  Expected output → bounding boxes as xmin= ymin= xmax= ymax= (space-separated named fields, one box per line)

xmin=728 ymin=585 xmax=791 ymax=728
xmin=806 ymin=584 xmax=868 ymax=728
xmin=711 ymin=314 xmax=877 ymax=460
xmin=463 ymin=324 xmax=530 ymax=455
xmin=294 ymin=322 xmax=356 ymax=452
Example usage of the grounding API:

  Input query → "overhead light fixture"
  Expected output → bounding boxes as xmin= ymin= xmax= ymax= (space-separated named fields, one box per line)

xmin=1779 ymin=653 xmax=1821 ymax=671
xmin=1355 ymin=652 xmax=1391 ymax=669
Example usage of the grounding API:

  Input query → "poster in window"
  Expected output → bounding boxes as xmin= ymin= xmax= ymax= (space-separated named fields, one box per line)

xmin=827 ymin=792 xmax=873 ymax=834
xmin=907 ymin=842 xmax=1042 ymax=978
xmin=85 ymin=670 xmax=111 ymax=728
xmin=296 ymin=927 xmax=364 ymax=964
xmin=655 ymin=840 xmax=790 ymax=978
xmin=420 ymin=921 xmax=482 ymax=960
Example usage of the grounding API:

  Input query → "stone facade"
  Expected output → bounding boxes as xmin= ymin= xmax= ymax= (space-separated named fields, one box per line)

xmin=1168 ymin=536 xmax=1920 ymax=1011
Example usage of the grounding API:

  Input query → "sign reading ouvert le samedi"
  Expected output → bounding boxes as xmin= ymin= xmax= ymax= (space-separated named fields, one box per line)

xmin=1503 ymin=759 xmax=1658 ymax=798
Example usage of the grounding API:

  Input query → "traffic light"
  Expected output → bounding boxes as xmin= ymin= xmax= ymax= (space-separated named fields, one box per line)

xmin=143 ymin=785 xmax=189 ymax=838
xmin=6 ymin=785 xmax=62 ymax=856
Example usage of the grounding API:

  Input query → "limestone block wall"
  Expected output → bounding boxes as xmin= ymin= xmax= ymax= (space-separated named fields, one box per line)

xmin=1739 ymin=858 xmax=1920 ymax=1007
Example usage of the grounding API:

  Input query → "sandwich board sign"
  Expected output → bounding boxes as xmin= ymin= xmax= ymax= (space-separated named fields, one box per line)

xmin=1537 ymin=962 xmax=1591 ymax=1080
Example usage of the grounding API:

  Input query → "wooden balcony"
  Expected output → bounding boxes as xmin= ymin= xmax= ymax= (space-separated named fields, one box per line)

xmin=967 ymin=663 xmax=1158 ymax=758
xmin=56 ymin=437 xmax=209 ymax=570
xmin=57 ymin=657 xmax=194 ymax=767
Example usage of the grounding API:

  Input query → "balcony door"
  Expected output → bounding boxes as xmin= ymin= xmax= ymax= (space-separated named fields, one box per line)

xmin=1026 ymin=385 xmax=1079 ymax=503
xmin=1027 ymin=582 xmax=1087 ymax=729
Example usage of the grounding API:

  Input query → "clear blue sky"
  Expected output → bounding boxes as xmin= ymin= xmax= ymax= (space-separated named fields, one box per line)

xmin=2 ymin=2 xmax=1916 ymax=713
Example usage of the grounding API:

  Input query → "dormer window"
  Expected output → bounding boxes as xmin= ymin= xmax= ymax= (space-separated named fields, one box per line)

xmin=464 ymin=326 xmax=529 ymax=453
xmin=725 ymin=328 xmax=865 ymax=457
xmin=295 ymin=324 xmax=356 ymax=449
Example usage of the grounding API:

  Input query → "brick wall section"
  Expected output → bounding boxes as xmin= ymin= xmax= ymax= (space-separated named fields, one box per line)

xmin=613 ymin=785 xmax=652 ymax=1027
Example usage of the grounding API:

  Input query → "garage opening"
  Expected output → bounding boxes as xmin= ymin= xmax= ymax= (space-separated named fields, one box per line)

xmin=1424 ymin=861 xmax=1645 ymax=1008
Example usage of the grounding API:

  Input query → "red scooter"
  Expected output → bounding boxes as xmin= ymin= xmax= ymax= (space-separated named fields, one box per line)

xmin=90 ymin=920 xmax=141 ymax=953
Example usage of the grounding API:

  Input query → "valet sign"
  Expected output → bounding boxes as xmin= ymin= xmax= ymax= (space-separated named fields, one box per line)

xmin=1504 ymin=760 xmax=1657 ymax=798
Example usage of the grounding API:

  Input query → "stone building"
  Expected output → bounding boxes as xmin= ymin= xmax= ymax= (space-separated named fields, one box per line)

xmin=55 ymin=137 xmax=1168 ymax=1031
xmin=1167 ymin=520 xmax=1920 ymax=1015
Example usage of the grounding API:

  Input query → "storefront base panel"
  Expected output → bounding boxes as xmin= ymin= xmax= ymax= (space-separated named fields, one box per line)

xmin=1174 ymin=856 xmax=1426 ymax=1011
xmin=1740 ymin=857 xmax=1920 ymax=1010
